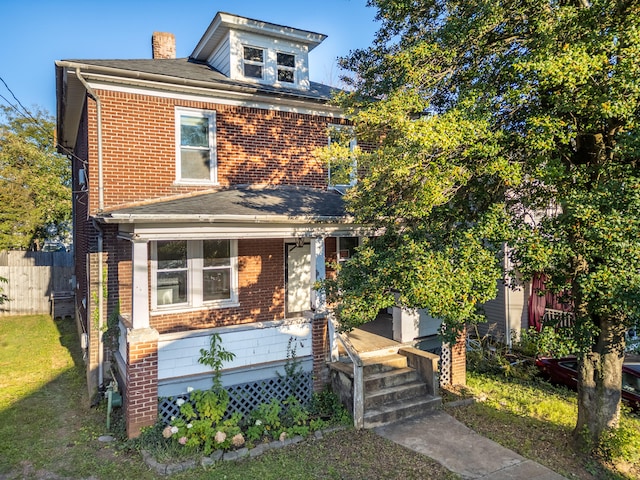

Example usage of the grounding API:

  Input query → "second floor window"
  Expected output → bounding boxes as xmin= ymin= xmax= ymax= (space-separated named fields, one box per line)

xmin=328 ymin=125 xmax=357 ymax=191
xmin=243 ymin=46 xmax=264 ymax=79
xmin=176 ymin=108 xmax=217 ymax=183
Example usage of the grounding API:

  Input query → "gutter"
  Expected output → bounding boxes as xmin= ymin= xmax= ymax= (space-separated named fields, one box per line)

xmin=98 ymin=213 xmax=354 ymax=224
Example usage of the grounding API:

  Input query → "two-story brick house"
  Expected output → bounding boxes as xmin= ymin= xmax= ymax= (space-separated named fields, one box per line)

xmin=56 ymin=12 xmax=369 ymax=438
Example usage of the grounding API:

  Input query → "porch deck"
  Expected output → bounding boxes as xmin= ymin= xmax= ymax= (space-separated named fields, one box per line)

xmin=341 ymin=312 xmax=400 ymax=355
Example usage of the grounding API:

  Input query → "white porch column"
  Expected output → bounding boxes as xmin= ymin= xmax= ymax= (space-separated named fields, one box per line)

xmin=310 ymin=236 xmax=326 ymax=312
xmin=131 ymin=240 xmax=149 ymax=329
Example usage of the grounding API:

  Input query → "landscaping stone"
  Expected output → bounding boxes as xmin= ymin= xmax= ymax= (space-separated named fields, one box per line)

xmin=223 ymin=447 xmax=249 ymax=461
xmin=249 ymin=443 xmax=267 ymax=457
xmin=142 ymin=450 xmax=167 ymax=475
xmin=166 ymin=459 xmax=195 ymax=475
xmin=142 ymin=426 xmax=347 ymax=475
xmin=281 ymin=435 xmax=303 ymax=447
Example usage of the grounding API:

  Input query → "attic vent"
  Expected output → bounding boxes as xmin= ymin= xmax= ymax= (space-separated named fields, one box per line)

xmin=152 ymin=32 xmax=176 ymax=59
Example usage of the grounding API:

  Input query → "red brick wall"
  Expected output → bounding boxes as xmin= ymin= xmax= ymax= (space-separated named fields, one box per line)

xmin=125 ymin=334 xmax=159 ymax=438
xmin=150 ymin=238 xmax=285 ymax=334
xmin=312 ymin=315 xmax=329 ymax=391
xmin=450 ymin=328 xmax=467 ymax=386
xmin=84 ymin=90 xmax=350 ymax=213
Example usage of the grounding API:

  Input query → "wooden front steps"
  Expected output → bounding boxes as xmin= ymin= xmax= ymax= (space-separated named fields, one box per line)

xmin=330 ymin=352 xmax=442 ymax=429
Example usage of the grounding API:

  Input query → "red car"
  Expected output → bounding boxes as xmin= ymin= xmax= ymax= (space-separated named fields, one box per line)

xmin=535 ymin=356 xmax=640 ymax=410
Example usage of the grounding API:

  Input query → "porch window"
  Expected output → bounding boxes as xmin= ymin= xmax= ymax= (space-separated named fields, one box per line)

xmin=176 ymin=108 xmax=217 ymax=183
xmin=338 ymin=237 xmax=359 ymax=263
xmin=203 ymin=240 xmax=232 ymax=302
xmin=328 ymin=125 xmax=357 ymax=191
xmin=152 ymin=239 xmax=238 ymax=310
xmin=156 ymin=241 xmax=188 ymax=306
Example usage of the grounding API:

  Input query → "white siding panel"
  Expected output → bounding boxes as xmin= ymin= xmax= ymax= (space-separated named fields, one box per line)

xmin=157 ymin=319 xmax=312 ymax=381
xmin=209 ymin=33 xmax=231 ymax=76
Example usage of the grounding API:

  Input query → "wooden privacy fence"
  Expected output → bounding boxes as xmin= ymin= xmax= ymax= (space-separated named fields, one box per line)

xmin=0 ymin=250 xmax=75 ymax=317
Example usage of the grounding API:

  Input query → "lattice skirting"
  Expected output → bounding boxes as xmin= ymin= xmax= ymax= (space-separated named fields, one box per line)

xmin=439 ymin=343 xmax=451 ymax=386
xmin=158 ymin=372 xmax=313 ymax=424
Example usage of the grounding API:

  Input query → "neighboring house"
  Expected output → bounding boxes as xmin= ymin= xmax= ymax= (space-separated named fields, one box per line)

xmin=56 ymin=11 xmax=465 ymax=439
xmin=478 ymin=272 xmax=572 ymax=347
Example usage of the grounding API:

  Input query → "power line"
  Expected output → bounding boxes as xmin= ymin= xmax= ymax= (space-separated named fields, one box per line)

xmin=0 ymin=75 xmax=88 ymax=167
xmin=0 ymin=76 xmax=50 ymax=139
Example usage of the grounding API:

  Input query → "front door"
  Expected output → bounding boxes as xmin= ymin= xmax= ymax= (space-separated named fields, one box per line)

xmin=286 ymin=243 xmax=311 ymax=316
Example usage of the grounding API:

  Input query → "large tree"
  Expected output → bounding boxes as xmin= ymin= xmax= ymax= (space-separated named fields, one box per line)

xmin=0 ymin=106 xmax=71 ymax=250
xmin=326 ymin=0 xmax=640 ymax=449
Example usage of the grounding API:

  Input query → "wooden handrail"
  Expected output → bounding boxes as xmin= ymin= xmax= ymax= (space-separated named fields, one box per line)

xmin=328 ymin=314 xmax=364 ymax=429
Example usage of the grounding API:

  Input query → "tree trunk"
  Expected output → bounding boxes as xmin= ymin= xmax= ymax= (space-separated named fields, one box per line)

xmin=574 ymin=314 xmax=626 ymax=448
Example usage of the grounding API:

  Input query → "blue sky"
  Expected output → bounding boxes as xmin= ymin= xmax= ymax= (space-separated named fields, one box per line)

xmin=0 ymin=0 xmax=378 ymax=117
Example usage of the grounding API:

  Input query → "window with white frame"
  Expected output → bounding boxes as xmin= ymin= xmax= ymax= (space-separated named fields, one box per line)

xmin=152 ymin=239 xmax=238 ymax=310
xmin=328 ymin=125 xmax=357 ymax=190
xmin=277 ymin=52 xmax=295 ymax=83
xmin=176 ymin=109 xmax=217 ymax=183
xmin=243 ymin=46 xmax=264 ymax=79
xmin=338 ymin=237 xmax=359 ymax=263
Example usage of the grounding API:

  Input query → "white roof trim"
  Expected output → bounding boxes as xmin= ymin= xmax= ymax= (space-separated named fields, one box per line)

xmin=192 ymin=12 xmax=327 ymax=62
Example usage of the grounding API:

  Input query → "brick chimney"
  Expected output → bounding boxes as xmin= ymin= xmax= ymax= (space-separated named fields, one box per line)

xmin=152 ymin=32 xmax=176 ymax=59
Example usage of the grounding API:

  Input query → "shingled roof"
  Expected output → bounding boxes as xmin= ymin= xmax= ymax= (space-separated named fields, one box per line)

xmin=60 ymin=58 xmax=337 ymax=102
xmin=98 ymin=186 xmax=349 ymax=224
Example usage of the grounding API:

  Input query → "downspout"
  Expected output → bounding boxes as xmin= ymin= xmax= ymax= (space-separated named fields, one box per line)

xmin=76 ymin=67 xmax=105 ymax=388
xmin=93 ymin=219 xmax=105 ymax=389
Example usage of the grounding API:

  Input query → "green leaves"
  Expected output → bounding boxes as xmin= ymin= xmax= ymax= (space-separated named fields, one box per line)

xmin=326 ymin=0 xmax=640 ymax=357
xmin=0 ymin=106 xmax=70 ymax=249
xmin=198 ymin=333 xmax=236 ymax=392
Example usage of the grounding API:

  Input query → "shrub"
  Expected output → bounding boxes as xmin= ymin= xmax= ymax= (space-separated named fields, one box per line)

xmin=593 ymin=414 xmax=640 ymax=465
xmin=515 ymin=326 xmax=577 ymax=358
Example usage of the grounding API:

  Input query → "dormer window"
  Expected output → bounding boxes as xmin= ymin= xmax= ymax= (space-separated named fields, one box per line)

xmin=191 ymin=12 xmax=327 ymax=91
xmin=277 ymin=52 xmax=295 ymax=83
xmin=243 ymin=46 xmax=264 ymax=79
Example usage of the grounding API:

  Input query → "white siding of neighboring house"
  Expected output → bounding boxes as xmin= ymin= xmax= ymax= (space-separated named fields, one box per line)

xmin=156 ymin=318 xmax=312 ymax=397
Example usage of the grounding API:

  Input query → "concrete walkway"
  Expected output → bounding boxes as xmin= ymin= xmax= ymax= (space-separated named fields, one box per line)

xmin=375 ymin=410 xmax=567 ymax=480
